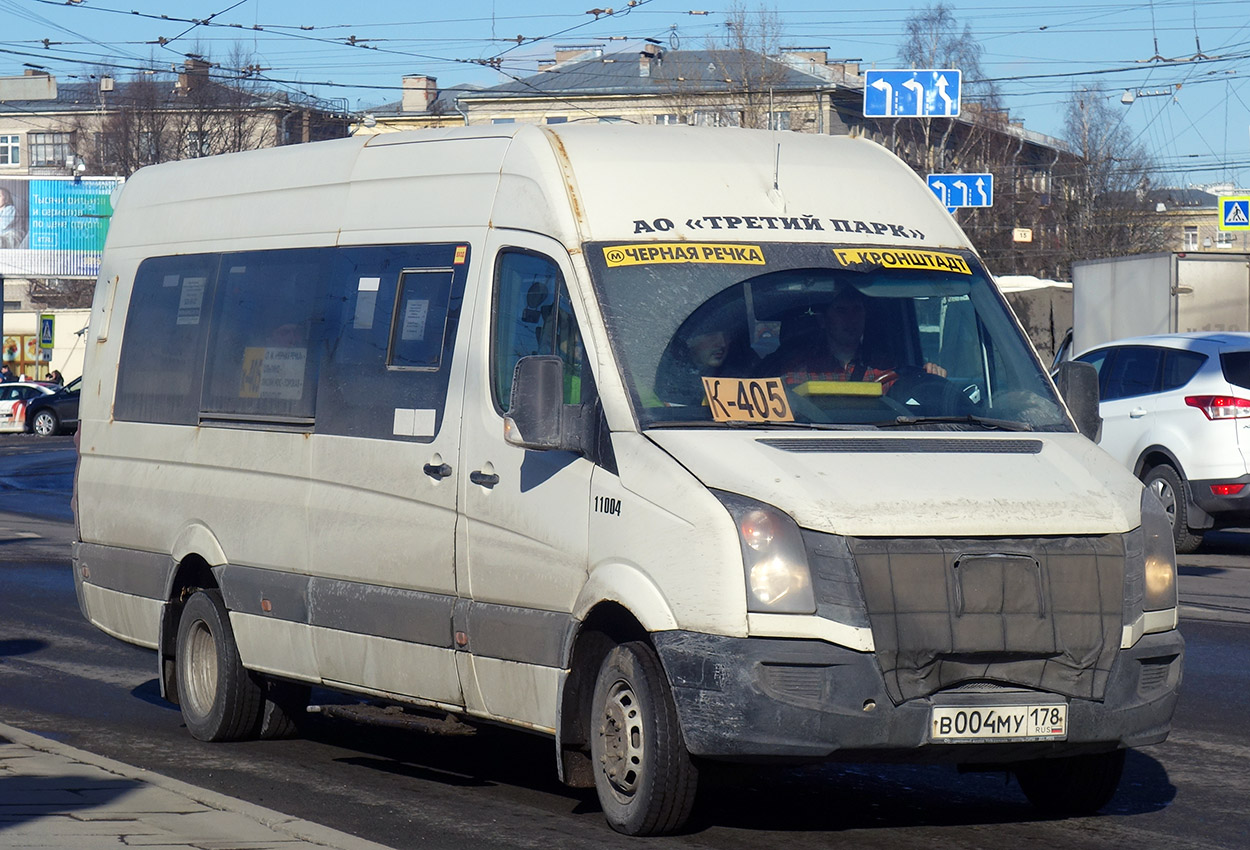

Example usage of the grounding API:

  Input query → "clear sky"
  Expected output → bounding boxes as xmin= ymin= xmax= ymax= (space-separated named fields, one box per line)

xmin=3 ymin=0 xmax=1248 ymax=188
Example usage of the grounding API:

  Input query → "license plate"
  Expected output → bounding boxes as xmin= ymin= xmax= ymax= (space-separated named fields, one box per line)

xmin=930 ymin=704 xmax=1067 ymax=742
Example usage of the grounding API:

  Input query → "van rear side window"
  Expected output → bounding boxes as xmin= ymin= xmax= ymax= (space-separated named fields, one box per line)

xmin=114 ymin=254 xmax=220 ymax=425
xmin=114 ymin=243 xmax=470 ymax=439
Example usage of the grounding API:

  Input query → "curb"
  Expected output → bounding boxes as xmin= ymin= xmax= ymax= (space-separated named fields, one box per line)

xmin=0 ymin=721 xmax=395 ymax=850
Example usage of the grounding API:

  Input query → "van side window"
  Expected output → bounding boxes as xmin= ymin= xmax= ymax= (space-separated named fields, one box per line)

xmin=493 ymin=250 xmax=587 ymax=412
xmin=115 ymin=254 xmax=220 ymax=425
xmin=315 ymin=244 xmax=469 ymax=441
xmin=388 ymin=269 xmax=455 ymax=370
xmin=201 ymin=250 xmax=330 ymax=424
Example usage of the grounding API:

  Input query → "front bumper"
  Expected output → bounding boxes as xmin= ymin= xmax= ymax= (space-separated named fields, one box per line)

xmin=653 ymin=629 xmax=1183 ymax=763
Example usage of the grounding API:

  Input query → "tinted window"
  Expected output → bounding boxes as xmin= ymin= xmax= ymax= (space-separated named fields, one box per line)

xmin=1101 ymin=347 xmax=1161 ymax=401
xmin=1075 ymin=347 xmax=1115 ymax=397
xmin=1161 ymin=349 xmax=1206 ymax=391
xmin=115 ymin=244 xmax=468 ymax=438
xmin=201 ymin=249 xmax=330 ymax=424
xmin=1222 ymin=350 xmax=1250 ymax=391
xmin=115 ymin=254 xmax=219 ymax=424
xmin=492 ymin=250 xmax=588 ymax=412
xmin=315 ymin=244 xmax=469 ymax=441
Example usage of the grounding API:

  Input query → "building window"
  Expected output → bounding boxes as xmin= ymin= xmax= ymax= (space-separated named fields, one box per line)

xmin=1183 ymin=226 xmax=1199 ymax=250
xmin=597 ymin=116 xmax=624 ymax=124
xmin=545 ymin=116 xmax=568 ymax=124
xmin=769 ymin=111 xmax=791 ymax=131
xmin=693 ymin=110 xmax=741 ymax=128
xmin=654 ymin=114 xmax=681 ymax=125
xmin=491 ymin=118 xmax=515 ymax=124
xmin=185 ymin=131 xmax=212 ymax=158
xmin=0 ymin=134 xmax=19 ymax=165
xmin=28 ymin=132 xmax=72 ymax=168
xmin=1216 ymin=231 xmax=1235 ymax=249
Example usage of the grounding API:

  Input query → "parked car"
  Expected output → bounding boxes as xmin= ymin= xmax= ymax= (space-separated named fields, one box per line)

xmin=25 ymin=375 xmax=80 ymax=436
xmin=1073 ymin=332 xmax=1250 ymax=552
xmin=0 ymin=381 xmax=57 ymax=433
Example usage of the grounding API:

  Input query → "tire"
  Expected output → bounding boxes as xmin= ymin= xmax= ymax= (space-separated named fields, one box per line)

xmin=31 ymin=410 xmax=58 ymax=437
xmin=589 ymin=641 xmax=698 ymax=836
xmin=1143 ymin=463 xmax=1204 ymax=554
xmin=175 ymin=589 xmax=264 ymax=742
xmin=257 ymin=679 xmax=311 ymax=740
xmin=1015 ymin=749 xmax=1126 ymax=817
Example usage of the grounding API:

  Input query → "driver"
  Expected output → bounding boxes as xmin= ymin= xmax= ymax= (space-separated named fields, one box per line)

xmin=763 ymin=284 xmax=945 ymax=388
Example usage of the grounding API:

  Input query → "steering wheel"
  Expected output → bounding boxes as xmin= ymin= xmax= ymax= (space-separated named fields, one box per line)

xmin=886 ymin=368 xmax=971 ymax=416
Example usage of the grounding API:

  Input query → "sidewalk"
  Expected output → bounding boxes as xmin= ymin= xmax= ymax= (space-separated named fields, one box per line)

xmin=0 ymin=722 xmax=393 ymax=850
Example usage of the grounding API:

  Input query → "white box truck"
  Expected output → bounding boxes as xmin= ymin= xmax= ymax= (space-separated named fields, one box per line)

xmin=73 ymin=125 xmax=1181 ymax=835
xmin=1069 ymin=252 xmax=1250 ymax=356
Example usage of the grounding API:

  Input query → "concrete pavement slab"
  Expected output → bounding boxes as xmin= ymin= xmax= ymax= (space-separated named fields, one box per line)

xmin=0 ymin=722 xmax=395 ymax=850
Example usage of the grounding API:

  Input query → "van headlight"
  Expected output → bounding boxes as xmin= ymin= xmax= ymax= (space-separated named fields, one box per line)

xmin=1140 ymin=488 xmax=1178 ymax=611
xmin=715 ymin=492 xmax=816 ymax=614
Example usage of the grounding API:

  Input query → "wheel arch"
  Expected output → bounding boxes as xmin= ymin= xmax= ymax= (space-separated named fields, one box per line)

xmin=158 ymin=530 xmax=227 ymax=703
xmin=1133 ymin=445 xmax=1186 ymax=480
xmin=556 ymin=599 xmax=654 ymax=789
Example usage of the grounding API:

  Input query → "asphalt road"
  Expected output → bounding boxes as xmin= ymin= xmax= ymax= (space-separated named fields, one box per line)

xmin=1 ymin=436 xmax=1248 ymax=848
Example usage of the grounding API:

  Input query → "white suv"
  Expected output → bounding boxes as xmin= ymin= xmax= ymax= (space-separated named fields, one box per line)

xmin=1074 ymin=332 xmax=1250 ymax=552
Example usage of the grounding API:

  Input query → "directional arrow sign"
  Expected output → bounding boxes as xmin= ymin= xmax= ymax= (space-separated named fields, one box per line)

xmin=864 ymin=70 xmax=961 ymax=117
xmin=928 ymin=173 xmax=993 ymax=208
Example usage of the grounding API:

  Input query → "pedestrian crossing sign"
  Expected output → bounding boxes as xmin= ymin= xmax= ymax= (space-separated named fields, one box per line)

xmin=39 ymin=314 xmax=54 ymax=350
xmin=1219 ymin=197 xmax=1250 ymax=231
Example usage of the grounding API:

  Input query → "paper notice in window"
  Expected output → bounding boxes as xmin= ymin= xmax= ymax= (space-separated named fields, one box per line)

xmin=177 ymin=277 xmax=207 ymax=325
xmin=401 ymin=299 xmax=429 ymax=341
xmin=240 ymin=347 xmax=306 ymax=400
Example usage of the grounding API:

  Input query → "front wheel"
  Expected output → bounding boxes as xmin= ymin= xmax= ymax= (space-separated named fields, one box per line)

xmin=31 ymin=410 xmax=58 ymax=436
xmin=175 ymin=589 xmax=264 ymax=742
xmin=1015 ymin=749 xmax=1126 ymax=816
xmin=590 ymin=641 xmax=699 ymax=836
xmin=1143 ymin=463 xmax=1204 ymax=554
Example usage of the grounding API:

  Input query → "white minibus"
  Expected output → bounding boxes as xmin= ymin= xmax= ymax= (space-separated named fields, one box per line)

xmin=74 ymin=124 xmax=1182 ymax=835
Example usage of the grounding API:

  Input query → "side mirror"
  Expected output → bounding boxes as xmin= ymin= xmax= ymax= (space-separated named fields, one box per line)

xmin=504 ymin=355 xmax=588 ymax=453
xmin=1054 ymin=360 xmax=1102 ymax=443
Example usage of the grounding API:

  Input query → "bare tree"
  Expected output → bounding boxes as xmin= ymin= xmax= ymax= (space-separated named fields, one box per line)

xmin=1056 ymin=87 xmax=1168 ymax=265
xmin=893 ymin=2 xmax=1003 ymax=174
xmin=653 ymin=3 xmax=794 ymax=129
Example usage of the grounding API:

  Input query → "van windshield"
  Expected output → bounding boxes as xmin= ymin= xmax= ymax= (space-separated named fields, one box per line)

xmin=587 ymin=242 xmax=1072 ymax=432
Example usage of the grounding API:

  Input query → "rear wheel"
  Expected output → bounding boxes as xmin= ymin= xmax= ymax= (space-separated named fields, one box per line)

xmin=1015 ymin=750 xmax=1126 ymax=817
xmin=175 ymin=589 xmax=264 ymax=742
xmin=257 ymin=679 xmax=310 ymax=739
xmin=590 ymin=641 xmax=698 ymax=836
xmin=1143 ymin=463 xmax=1204 ymax=554
xmin=31 ymin=410 xmax=58 ymax=436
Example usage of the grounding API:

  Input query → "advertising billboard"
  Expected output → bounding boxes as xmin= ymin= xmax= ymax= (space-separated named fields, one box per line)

xmin=0 ymin=176 xmax=123 ymax=278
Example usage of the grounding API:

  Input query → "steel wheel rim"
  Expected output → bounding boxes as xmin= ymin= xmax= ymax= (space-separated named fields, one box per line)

xmin=1150 ymin=477 xmax=1177 ymax=527
xmin=599 ymin=678 xmax=645 ymax=800
xmin=183 ymin=618 xmax=219 ymax=718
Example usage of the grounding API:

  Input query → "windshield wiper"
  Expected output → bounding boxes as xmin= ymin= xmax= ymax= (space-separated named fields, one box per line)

xmin=873 ymin=414 xmax=1036 ymax=432
xmin=648 ymin=420 xmax=878 ymax=431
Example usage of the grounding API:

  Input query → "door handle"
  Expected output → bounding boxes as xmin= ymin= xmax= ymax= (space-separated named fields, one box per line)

xmin=423 ymin=462 xmax=452 ymax=480
xmin=470 ymin=470 xmax=500 ymax=488
xmin=1129 ymin=408 xmax=1148 ymax=418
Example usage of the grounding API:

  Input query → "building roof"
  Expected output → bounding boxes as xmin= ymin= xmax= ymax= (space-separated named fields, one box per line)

xmin=0 ymin=77 xmax=334 ymax=115
xmin=458 ymin=48 xmax=828 ymax=100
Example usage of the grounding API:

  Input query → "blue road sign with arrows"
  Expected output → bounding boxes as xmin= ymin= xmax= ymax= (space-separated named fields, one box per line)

xmin=927 ymin=173 xmax=993 ymax=209
xmin=864 ymin=70 xmax=961 ymax=117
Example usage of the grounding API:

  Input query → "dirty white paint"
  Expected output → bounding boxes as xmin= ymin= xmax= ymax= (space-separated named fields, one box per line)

xmin=81 ymin=583 xmax=161 ymax=648
xmin=230 ymin=613 xmax=318 ymax=681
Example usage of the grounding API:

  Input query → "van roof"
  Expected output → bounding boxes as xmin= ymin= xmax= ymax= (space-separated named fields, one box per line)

xmin=106 ymin=124 xmax=972 ymax=253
